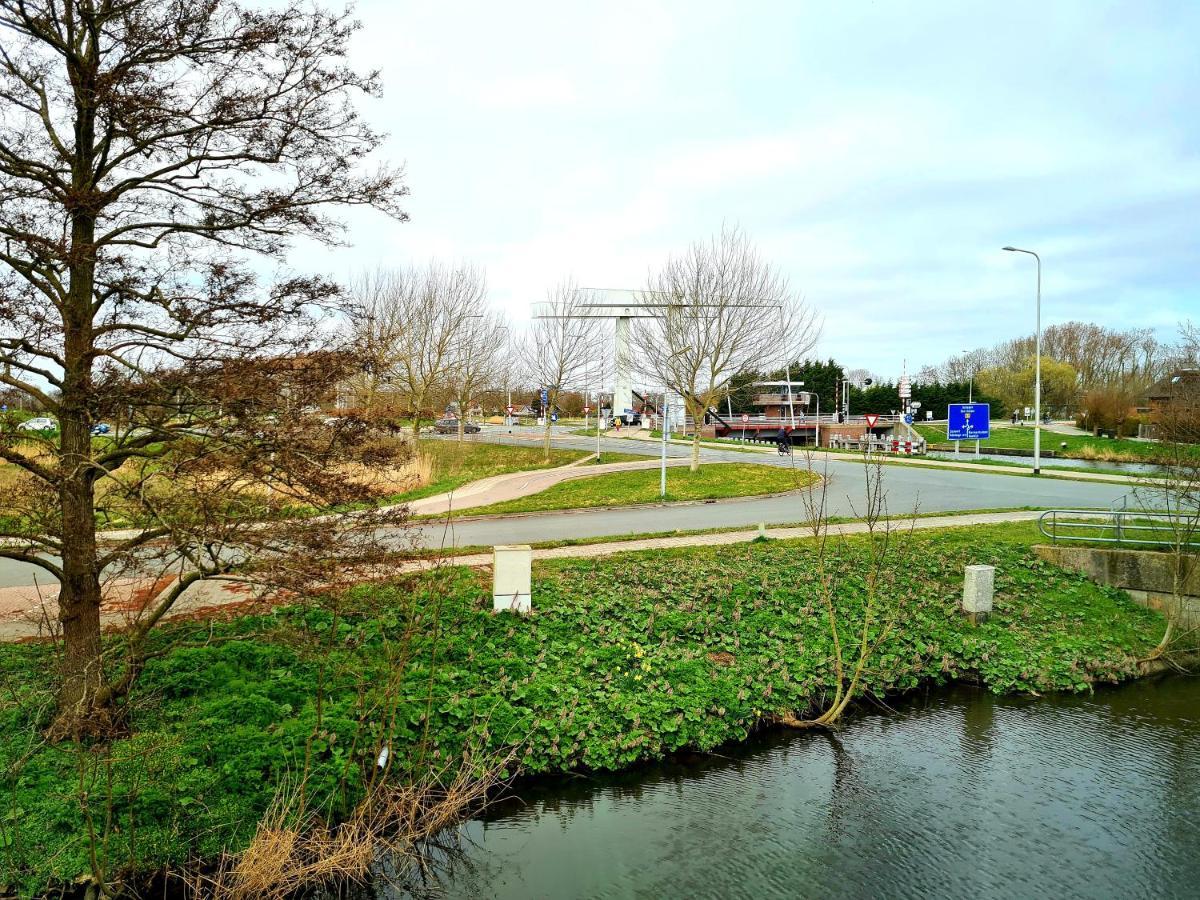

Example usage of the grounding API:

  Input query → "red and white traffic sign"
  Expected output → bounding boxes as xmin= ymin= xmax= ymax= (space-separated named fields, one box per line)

xmin=740 ymin=413 xmax=750 ymax=423
xmin=864 ymin=414 xmax=879 ymax=429
xmin=506 ymin=405 xmax=515 ymax=414
xmin=583 ymin=406 xmax=591 ymax=414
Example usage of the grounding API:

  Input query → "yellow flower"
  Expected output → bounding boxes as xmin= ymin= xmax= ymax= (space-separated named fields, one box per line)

xmin=635 ymin=674 xmax=642 ymax=681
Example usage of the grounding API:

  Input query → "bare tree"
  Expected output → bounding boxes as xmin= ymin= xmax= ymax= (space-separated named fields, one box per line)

xmin=0 ymin=0 xmax=409 ymax=729
xmin=520 ymin=281 xmax=607 ymax=462
xmin=350 ymin=263 xmax=485 ymax=437
xmin=446 ymin=311 xmax=509 ymax=440
xmin=631 ymin=227 xmax=820 ymax=471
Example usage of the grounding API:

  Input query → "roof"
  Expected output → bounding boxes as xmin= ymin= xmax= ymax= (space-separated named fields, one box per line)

xmin=1148 ymin=368 xmax=1200 ymax=400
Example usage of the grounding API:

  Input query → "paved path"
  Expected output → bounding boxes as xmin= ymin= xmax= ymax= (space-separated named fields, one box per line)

xmin=0 ymin=509 xmax=1045 ymax=641
xmin=405 ymin=454 xmax=692 ymax=516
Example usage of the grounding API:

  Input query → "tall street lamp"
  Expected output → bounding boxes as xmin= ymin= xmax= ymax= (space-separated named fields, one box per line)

xmin=1002 ymin=246 xmax=1042 ymax=475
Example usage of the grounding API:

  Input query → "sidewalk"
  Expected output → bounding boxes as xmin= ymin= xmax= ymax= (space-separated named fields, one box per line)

xmin=405 ymin=455 xmax=691 ymax=516
xmin=0 ymin=509 xmax=1043 ymax=641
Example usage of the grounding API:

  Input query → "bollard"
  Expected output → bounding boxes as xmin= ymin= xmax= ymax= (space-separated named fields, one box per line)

xmin=493 ymin=544 xmax=532 ymax=614
xmin=962 ymin=564 xmax=994 ymax=624
xmin=758 ymin=522 xmax=767 ymax=539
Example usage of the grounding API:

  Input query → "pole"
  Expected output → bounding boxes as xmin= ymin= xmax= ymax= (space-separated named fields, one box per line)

xmin=1034 ymin=254 xmax=1042 ymax=475
xmin=779 ymin=306 xmax=795 ymax=427
xmin=660 ymin=400 xmax=668 ymax=499
xmin=1003 ymin=246 xmax=1042 ymax=475
xmin=596 ymin=391 xmax=601 ymax=462
xmin=970 ymin=370 xmax=980 ymax=456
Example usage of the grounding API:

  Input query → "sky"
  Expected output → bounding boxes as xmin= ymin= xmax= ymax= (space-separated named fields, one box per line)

xmin=295 ymin=0 xmax=1200 ymax=381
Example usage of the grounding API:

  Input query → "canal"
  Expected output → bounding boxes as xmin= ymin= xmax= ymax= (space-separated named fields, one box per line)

xmin=434 ymin=677 xmax=1200 ymax=899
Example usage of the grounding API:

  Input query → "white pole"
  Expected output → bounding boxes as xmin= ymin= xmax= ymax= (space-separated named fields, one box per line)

xmin=1003 ymin=246 xmax=1042 ymax=475
xmin=1034 ymin=255 xmax=1042 ymax=475
xmin=660 ymin=400 xmax=668 ymax=499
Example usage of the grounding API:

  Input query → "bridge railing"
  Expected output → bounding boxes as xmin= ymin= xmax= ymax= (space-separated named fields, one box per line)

xmin=1037 ymin=509 xmax=1200 ymax=548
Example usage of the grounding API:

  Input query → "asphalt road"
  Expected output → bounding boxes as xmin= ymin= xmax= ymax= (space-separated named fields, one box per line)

xmin=0 ymin=428 xmax=1143 ymax=588
xmin=413 ymin=428 xmax=1140 ymax=548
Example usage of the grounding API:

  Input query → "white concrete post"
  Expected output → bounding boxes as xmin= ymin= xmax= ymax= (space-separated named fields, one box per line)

xmin=493 ymin=545 xmax=532 ymax=614
xmin=962 ymin=564 xmax=995 ymax=624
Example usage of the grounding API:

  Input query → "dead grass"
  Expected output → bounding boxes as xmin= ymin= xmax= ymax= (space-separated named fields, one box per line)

xmin=199 ymin=748 xmax=514 ymax=900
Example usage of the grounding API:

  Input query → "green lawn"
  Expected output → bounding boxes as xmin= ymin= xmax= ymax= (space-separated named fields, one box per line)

xmin=458 ymin=462 xmax=816 ymax=516
xmin=0 ymin=521 xmax=1163 ymax=895
xmin=914 ymin=423 xmax=1185 ymax=463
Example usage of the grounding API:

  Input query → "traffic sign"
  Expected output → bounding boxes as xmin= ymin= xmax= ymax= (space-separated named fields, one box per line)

xmin=740 ymin=413 xmax=749 ymax=423
xmin=583 ymin=406 xmax=590 ymax=414
xmin=506 ymin=405 xmax=515 ymax=414
xmin=864 ymin=413 xmax=879 ymax=429
xmin=904 ymin=413 xmax=913 ymax=425
xmin=948 ymin=403 xmax=990 ymax=441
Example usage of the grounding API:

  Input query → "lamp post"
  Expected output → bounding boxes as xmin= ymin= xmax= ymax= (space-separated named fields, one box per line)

xmin=1002 ymin=246 xmax=1042 ymax=475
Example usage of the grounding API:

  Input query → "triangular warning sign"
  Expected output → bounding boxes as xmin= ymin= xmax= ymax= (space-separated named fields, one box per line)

xmin=864 ymin=414 xmax=879 ymax=429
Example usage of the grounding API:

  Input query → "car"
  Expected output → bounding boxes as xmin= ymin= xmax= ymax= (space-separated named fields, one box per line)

xmin=17 ymin=416 xmax=56 ymax=432
xmin=434 ymin=418 xmax=481 ymax=434
xmin=90 ymin=423 xmax=111 ymax=436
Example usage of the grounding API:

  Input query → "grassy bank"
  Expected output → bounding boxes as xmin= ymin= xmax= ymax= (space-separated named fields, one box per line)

xmin=457 ymin=462 xmax=816 ymax=516
xmin=914 ymin=423 xmax=1187 ymax=463
xmin=0 ymin=522 xmax=1163 ymax=895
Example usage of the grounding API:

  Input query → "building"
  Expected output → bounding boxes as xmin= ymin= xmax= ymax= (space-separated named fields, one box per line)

xmin=1147 ymin=368 xmax=1200 ymax=442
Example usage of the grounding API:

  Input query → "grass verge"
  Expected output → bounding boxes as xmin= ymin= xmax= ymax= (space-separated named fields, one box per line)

xmin=456 ymin=463 xmax=817 ymax=517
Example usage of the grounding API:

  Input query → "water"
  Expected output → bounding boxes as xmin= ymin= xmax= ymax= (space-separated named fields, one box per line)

xmin=434 ymin=679 xmax=1200 ymax=900
xmin=926 ymin=450 xmax=1160 ymax=474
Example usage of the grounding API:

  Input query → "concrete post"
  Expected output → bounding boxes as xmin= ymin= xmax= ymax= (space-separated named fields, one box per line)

xmin=493 ymin=545 xmax=532 ymax=614
xmin=962 ymin=564 xmax=995 ymax=624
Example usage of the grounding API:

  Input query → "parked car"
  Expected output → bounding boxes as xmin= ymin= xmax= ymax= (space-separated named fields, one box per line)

xmin=90 ymin=423 xmax=111 ymax=436
xmin=434 ymin=418 xmax=480 ymax=434
xmin=17 ymin=416 xmax=56 ymax=432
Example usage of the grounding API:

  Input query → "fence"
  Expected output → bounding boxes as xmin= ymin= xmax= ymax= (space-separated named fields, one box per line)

xmin=1037 ymin=509 xmax=1200 ymax=548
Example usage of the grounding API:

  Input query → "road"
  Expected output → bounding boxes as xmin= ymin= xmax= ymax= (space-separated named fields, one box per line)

xmin=412 ymin=428 xmax=1140 ymax=547
xmin=0 ymin=427 xmax=1143 ymax=591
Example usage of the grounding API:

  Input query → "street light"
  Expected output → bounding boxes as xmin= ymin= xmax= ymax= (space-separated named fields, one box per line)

xmin=1002 ymin=246 xmax=1042 ymax=475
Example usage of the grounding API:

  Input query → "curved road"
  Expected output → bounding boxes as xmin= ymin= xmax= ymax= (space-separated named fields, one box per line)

xmin=414 ymin=429 xmax=1140 ymax=549
xmin=0 ymin=429 xmax=1142 ymax=591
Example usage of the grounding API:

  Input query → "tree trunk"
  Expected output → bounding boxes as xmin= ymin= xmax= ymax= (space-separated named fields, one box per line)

xmin=57 ymin=213 xmax=105 ymax=727
xmin=56 ymin=447 xmax=105 ymax=726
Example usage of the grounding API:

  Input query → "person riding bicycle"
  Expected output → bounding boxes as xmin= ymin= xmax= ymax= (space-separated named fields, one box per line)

xmin=776 ymin=427 xmax=791 ymax=455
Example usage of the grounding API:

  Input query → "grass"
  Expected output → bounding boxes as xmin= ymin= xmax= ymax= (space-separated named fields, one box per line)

xmin=913 ymin=423 xmax=1188 ymax=463
xmin=0 ymin=521 xmax=1163 ymax=896
xmin=456 ymin=463 xmax=818 ymax=517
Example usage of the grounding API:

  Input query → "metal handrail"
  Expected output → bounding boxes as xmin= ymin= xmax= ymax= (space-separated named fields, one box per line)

xmin=1038 ymin=509 xmax=1200 ymax=548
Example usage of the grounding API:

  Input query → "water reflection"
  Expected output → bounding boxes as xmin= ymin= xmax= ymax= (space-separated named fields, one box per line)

xmin=431 ymin=679 xmax=1200 ymax=900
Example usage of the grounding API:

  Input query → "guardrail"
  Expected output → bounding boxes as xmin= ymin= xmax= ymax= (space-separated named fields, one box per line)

xmin=1037 ymin=509 xmax=1200 ymax=548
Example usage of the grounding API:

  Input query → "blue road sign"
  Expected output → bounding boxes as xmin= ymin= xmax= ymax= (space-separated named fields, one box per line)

xmin=550 ymin=412 xmax=558 ymax=422
xmin=948 ymin=403 xmax=990 ymax=441
xmin=903 ymin=413 xmax=913 ymax=425
xmin=540 ymin=388 xmax=548 ymax=407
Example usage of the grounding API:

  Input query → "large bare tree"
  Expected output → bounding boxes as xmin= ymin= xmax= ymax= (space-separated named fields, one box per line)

xmin=631 ymin=227 xmax=820 ymax=471
xmin=520 ymin=281 xmax=607 ymax=462
xmin=0 ymin=0 xmax=409 ymax=729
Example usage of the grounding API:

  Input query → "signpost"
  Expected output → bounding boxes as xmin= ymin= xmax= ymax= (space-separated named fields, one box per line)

xmin=582 ymin=404 xmax=590 ymax=429
xmin=740 ymin=412 xmax=749 ymax=441
xmin=948 ymin=402 xmax=990 ymax=457
xmin=864 ymin=413 xmax=879 ymax=429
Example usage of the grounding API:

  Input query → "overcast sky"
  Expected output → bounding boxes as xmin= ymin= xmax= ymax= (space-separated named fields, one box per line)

xmin=297 ymin=0 xmax=1200 ymax=380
